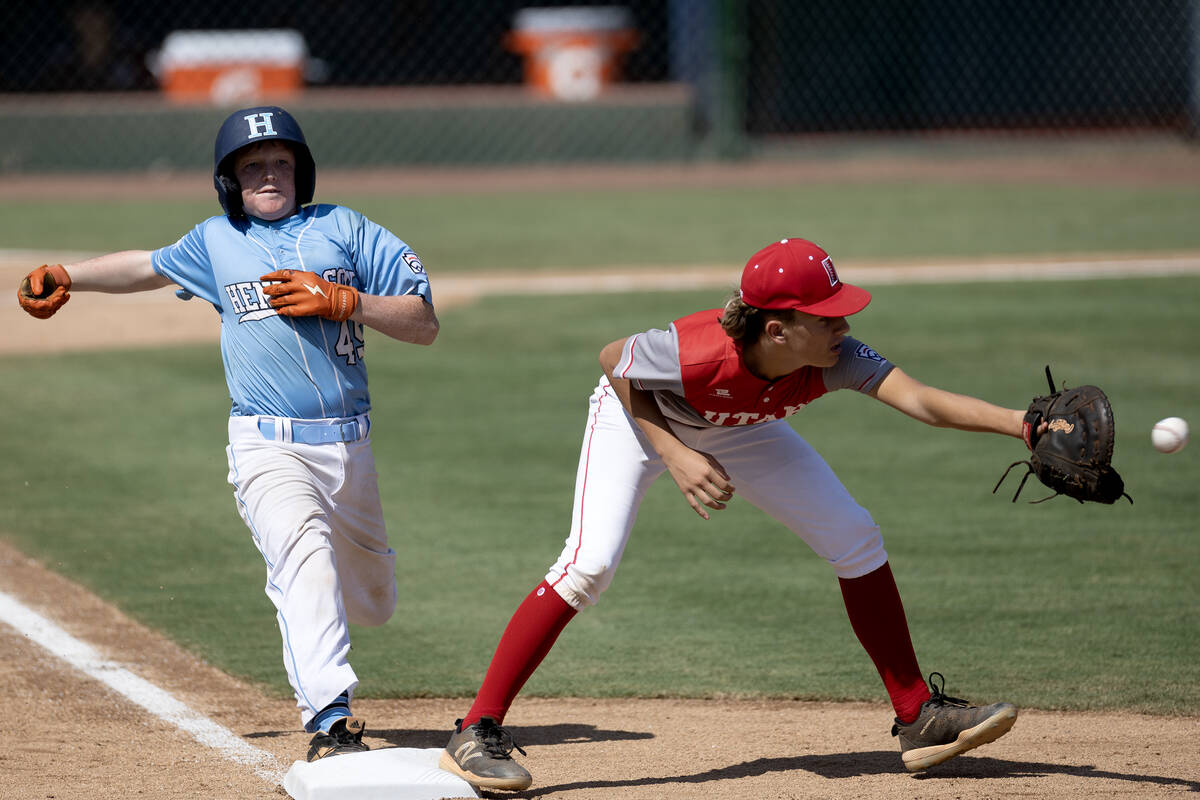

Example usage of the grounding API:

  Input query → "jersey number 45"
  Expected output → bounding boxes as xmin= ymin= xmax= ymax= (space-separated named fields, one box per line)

xmin=336 ymin=320 xmax=366 ymax=365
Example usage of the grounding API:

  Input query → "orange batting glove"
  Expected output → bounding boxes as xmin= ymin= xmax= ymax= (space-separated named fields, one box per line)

xmin=260 ymin=269 xmax=359 ymax=322
xmin=17 ymin=264 xmax=72 ymax=319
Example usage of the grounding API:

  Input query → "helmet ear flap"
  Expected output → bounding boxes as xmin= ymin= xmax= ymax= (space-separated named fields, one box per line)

xmin=215 ymin=172 xmax=244 ymax=216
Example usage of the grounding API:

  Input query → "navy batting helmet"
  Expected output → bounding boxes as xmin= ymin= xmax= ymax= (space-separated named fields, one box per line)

xmin=213 ymin=106 xmax=316 ymax=216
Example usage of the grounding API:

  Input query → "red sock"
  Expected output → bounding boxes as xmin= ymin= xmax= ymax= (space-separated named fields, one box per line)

xmin=838 ymin=562 xmax=930 ymax=724
xmin=461 ymin=581 xmax=577 ymax=727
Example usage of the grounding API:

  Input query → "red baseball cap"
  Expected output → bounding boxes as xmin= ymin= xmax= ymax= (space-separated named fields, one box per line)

xmin=739 ymin=238 xmax=871 ymax=317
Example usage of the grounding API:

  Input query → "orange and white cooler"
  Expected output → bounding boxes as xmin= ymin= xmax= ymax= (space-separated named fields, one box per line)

xmin=157 ymin=29 xmax=307 ymax=105
xmin=507 ymin=7 xmax=638 ymax=101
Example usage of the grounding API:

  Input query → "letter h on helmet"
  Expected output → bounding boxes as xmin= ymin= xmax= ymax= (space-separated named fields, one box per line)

xmin=213 ymin=106 xmax=316 ymax=216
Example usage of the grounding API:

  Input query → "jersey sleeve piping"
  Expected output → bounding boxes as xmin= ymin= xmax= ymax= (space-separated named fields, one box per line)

xmin=856 ymin=364 xmax=894 ymax=392
xmin=617 ymin=334 xmax=640 ymax=379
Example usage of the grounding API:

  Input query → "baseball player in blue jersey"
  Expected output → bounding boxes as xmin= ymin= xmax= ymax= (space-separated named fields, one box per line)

xmin=16 ymin=106 xmax=439 ymax=761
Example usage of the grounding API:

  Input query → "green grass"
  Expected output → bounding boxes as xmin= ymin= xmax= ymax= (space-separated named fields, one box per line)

xmin=2 ymin=180 xmax=1200 ymax=268
xmin=2 ymin=276 xmax=1197 ymax=715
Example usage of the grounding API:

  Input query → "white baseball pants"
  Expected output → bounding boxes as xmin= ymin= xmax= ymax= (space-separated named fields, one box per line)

xmin=546 ymin=377 xmax=887 ymax=609
xmin=226 ymin=415 xmax=396 ymax=728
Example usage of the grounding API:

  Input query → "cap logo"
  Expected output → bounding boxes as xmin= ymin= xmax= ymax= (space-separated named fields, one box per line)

xmin=244 ymin=112 xmax=277 ymax=140
xmin=821 ymin=256 xmax=839 ymax=287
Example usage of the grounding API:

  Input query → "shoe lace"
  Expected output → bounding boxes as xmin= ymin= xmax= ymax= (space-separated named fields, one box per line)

xmin=926 ymin=672 xmax=970 ymax=708
xmin=477 ymin=720 xmax=527 ymax=758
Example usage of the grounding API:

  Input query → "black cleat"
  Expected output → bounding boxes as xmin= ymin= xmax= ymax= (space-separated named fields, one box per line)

xmin=306 ymin=716 xmax=369 ymax=762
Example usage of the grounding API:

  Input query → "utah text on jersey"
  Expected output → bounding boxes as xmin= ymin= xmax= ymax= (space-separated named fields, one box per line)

xmin=701 ymin=404 xmax=811 ymax=426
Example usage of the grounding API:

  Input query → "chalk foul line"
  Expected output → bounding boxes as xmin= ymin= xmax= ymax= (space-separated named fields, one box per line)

xmin=0 ymin=589 xmax=286 ymax=785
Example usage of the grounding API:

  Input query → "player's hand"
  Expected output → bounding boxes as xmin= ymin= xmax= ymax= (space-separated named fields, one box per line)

xmin=1024 ymin=420 xmax=1050 ymax=451
xmin=261 ymin=269 xmax=358 ymax=322
xmin=661 ymin=445 xmax=736 ymax=520
xmin=17 ymin=264 xmax=72 ymax=319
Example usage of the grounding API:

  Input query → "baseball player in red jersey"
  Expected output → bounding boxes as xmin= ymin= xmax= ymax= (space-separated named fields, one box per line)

xmin=439 ymin=238 xmax=1028 ymax=791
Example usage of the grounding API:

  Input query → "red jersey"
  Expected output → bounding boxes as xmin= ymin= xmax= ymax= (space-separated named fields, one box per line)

xmin=617 ymin=308 xmax=893 ymax=428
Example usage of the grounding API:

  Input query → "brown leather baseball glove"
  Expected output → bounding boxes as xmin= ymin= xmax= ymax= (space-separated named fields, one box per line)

xmin=994 ymin=366 xmax=1132 ymax=504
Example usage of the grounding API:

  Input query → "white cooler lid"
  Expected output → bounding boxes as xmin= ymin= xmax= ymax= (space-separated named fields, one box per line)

xmin=158 ymin=29 xmax=308 ymax=68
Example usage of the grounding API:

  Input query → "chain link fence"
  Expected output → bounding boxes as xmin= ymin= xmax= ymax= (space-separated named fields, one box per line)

xmin=1 ymin=1 xmax=1195 ymax=172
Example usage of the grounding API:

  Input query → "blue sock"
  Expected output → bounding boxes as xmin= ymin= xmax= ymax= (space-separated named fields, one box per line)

xmin=307 ymin=691 xmax=351 ymax=733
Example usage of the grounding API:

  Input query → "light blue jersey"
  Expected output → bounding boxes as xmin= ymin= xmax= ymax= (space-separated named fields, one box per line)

xmin=152 ymin=204 xmax=432 ymax=418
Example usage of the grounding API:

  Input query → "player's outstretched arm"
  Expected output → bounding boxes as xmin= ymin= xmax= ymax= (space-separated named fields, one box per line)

xmin=869 ymin=367 xmax=1025 ymax=439
xmin=17 ymin=251 xmax=168 ymax=319
xmin=599 ymin=338 xmax=735 ymax=519
xmin=63 ymin=250 xmax=167 ymax=293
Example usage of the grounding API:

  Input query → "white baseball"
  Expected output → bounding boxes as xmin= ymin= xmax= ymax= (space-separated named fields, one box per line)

xmin=1151 ymin=417 xmax=1189 ymax=454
